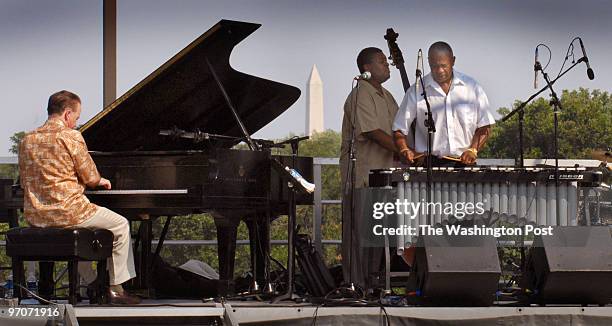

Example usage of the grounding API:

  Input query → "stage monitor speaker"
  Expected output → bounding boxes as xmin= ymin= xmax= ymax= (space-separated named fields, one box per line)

xmin=522 ymin=226 xmax=612 ymax=305
xmin=407 ymin=233 xmax=501 ymax=306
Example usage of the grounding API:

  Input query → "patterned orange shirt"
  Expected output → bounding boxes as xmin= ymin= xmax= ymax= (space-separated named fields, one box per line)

xmin=19 ymin=118 xmax=100 ymax=227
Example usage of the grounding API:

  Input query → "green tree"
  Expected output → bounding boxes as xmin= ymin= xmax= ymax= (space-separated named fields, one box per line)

xmin=9 ymin=131 xmax=25 ymax=155
xmin=480 ymin=88 xmax=611 ymax=275
xmin=0 ymin=132 xmax=25 ymax=281
xmin=0 ymin=131 xmax=24 ymax=179
xmin=481 ymin=88 xmax=611 ymax=160
xmin=0 ymin=165 xmax=18 ymax=180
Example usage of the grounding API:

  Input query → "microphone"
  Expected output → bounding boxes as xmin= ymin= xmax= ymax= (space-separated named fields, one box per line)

xmin=415 ymin=49 xmax=423 ymax=95
xmin=534 ymin=47 xmax=539 ymax=89
xmin=416 ymin=49 xmax=423 ymax=77
xmin=578 ymin=38 xmax=595 ymax=80
xmin=354 ymin=71 xmax=371 ymax=80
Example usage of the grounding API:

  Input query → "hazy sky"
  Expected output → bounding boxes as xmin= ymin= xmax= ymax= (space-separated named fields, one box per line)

xmin=1 ymin=0 xmax=611 ymax=156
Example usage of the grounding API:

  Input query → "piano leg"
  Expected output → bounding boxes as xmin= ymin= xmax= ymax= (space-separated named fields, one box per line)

xmin=246 ymin=217 xmax=270 ymax=288
xmin=7 ymin=208 xmax=18 ymax=228
xmin=39 ymin=262 xmax=54 ymax=300
xmin=214 ymin=217 xmax=239 ymax=282
xmin=132 ymin=215 xmax=154 ymax=297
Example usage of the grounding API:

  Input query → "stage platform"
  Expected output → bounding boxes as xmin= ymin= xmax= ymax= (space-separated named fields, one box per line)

xmin=44 ymin=299 xmax=612 ymax=325
xmin=1 ymin=298 xmax=611 ymax=325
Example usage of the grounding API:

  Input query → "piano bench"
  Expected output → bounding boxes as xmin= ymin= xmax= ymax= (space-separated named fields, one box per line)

xmin=6 ymin=227 xmax=113 ymax=305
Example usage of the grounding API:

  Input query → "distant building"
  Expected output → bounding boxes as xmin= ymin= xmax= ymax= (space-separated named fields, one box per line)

xmin=306 ymin=64 xmax=324 ymax=136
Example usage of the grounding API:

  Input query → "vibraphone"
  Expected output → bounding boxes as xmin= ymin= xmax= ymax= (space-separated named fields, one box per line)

xmin=369 ymin=167 xmax=603 ymax=250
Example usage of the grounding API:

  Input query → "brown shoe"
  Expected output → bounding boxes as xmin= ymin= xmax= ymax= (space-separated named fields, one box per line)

xmin=108 ymin=289 xmax=141 ymax=305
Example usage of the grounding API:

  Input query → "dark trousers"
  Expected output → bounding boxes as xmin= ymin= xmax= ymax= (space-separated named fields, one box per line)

xmin=341 ymin=188 xmax=384 ymax=291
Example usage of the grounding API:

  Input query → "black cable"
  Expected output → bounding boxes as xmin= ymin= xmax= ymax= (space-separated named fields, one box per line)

xmin=14 ymin=284 xmax=59 ymax=305
xmin=310 ymin=305 xmax=320 ymax=326
xmin=557 ymin=38 xmax=580 ymax=79
xmin=379 ymin=302 xmax=392 ymax=326
xmin=316 ymin=285 xmax=369 ymax=306
xmin=536 ymin=43 xmax=552 ymax=72
xmin=217 ymin=292 xmax=265 ymax=302
xmin=269 ymin=254 xmax=287 ymax=272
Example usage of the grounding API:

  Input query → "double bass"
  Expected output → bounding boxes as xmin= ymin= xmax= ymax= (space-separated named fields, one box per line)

xmin=384 ymin=28 xmax=416 ymax=266
xmin=384 ymin=28 xmax=411 ymax=92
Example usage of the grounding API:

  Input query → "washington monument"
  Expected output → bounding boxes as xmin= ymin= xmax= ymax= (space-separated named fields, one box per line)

xmin=306 ymin=64 xmax=324 ymax=136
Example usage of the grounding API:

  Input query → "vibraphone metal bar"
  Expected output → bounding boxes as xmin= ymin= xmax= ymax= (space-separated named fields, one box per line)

xmin=369 ymin=167 xmax=603 ymax=252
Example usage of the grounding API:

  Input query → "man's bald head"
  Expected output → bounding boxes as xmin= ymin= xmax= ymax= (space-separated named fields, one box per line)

xmin=428 ymin=41 xmax=454 ymax=59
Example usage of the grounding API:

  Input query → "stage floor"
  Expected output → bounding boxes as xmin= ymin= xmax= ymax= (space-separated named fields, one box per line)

xmin=1 ymin=298 xmax=611 ymax=325
xmin=71 ymin=299 xmax=612 ymax=326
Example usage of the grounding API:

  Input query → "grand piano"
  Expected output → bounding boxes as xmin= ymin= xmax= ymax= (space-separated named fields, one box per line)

xmin=0 ymin=19 xmax=313 ymax=294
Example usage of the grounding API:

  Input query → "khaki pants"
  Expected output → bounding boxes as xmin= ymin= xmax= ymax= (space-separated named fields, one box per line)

xmin=71 ymin=207 xmax=136 ymax=285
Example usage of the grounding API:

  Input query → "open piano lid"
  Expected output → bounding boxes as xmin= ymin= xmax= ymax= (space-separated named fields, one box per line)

xmin=80 ymin=20 xmax=300 ymax=151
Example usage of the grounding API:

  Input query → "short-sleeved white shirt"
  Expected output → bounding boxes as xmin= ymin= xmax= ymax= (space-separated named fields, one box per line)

xmin=393 ymin=70 xmax=495 ymax=157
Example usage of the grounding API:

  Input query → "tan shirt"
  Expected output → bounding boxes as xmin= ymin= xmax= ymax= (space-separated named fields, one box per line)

xmin=19 ymin=118 xmax=100 ymax=227
xmin=340 ymin=80 xmax=399 ymax=190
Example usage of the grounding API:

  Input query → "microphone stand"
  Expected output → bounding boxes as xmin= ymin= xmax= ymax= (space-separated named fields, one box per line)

xmin=502 ymin=51 xmax=591 ymax=275
xmin=501 ymin=57 xmax=587 ymax=168
xmin=416 ymin=70 xmax=435 ymax=225
xmin=272 ymin=136 xmax=309 ymax=303
xmin=343 ymin=79 xmax=363 ymax=294
xmin=538 ymin=66 xmax=563 ymax=226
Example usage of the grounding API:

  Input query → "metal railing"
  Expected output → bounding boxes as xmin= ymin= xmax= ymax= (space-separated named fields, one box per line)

xmin=0 ymin=157 xmax=345 ymax=250
xmin=2 ymin=157 xmax=608 ymax=249
xmin=312 ymin=157 xmax=340 ymax=252
xmin=0 ymin=157 xmax=17 ymax=164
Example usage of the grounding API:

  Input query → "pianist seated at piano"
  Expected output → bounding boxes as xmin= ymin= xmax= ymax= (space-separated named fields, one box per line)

xmin=18 ymin=90 xmax=140 ymax=305
xmin=393 ymin=41 xmax=496 ymax=167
